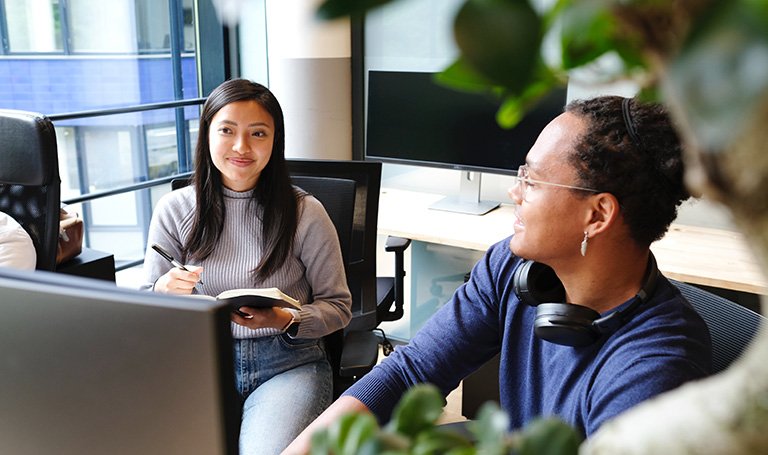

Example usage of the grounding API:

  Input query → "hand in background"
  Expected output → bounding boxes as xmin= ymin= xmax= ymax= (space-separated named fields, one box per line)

xmin=233 ymin=306 xmax=293 ymax=331
xmin=153 ymin=265 xmax=203 ymax=294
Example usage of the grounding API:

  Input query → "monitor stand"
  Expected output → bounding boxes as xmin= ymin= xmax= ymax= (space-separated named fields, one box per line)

xmin=429 ymin=171 xmax=500 ymax=216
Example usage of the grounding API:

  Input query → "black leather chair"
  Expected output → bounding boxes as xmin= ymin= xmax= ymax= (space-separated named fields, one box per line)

xmin=288 ymin=175 xmax=357 ymax=397
xmin=291 ymin=175 xmax=356 ymax=267
xmin=461 ymin=280 xmax=767 ymax=419
xmin=286 ymin=159 xmax=411 ymax=397
xmin=0 ymin=109 xmax=61 ymax=271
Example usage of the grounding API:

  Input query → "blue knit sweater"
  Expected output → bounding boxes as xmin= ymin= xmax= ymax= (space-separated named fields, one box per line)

xmin=345 ymin=237 xmax=712 ymax=436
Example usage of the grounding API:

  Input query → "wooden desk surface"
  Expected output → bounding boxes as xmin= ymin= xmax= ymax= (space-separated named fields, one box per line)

xmin=378 ymin=187 xmax=768 ymax=295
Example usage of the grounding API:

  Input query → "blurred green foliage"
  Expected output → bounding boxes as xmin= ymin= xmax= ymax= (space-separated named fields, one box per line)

xmin=310 ymin=384 xmax=582 ymax=454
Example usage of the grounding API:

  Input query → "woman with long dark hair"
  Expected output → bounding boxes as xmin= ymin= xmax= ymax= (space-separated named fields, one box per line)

xmin=143 ymin=79 xmax=352 ymax=454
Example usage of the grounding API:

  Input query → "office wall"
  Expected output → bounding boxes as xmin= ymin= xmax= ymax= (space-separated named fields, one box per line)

xmin=239 ymin=0 xmax=353 ymax=161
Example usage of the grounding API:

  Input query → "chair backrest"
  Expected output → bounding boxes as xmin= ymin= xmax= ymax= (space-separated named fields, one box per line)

xmin=672 ymin=280 xmax=765 ymax=374
xmin=287 ymin=159 xmax=383 ymax=332
xmin=0 ymin=109 xmax=61 ymax=271
xmin=290 ymin=176 xmax=356 ymax=273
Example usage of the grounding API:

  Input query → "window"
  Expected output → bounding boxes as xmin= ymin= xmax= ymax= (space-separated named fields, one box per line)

xmin=0 ymin=0 xmax=229 ymax=274
xmin=3 ymin=0 xmax=63 ymax=53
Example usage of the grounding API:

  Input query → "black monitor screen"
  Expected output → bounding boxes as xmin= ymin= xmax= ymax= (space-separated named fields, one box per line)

xmin=366 ymin=70 xmax=567 ymax=175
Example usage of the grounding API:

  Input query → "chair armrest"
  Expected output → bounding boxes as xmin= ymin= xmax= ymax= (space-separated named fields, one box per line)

xmin=377 ymin=236 xmax=412 ymax=323
xmin=385 ymin=235 xmax=411 ymax=253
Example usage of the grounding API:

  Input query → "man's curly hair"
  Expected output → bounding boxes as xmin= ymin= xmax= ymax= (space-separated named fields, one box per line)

xmin=565 ymin=96 xmax=690 ymax=247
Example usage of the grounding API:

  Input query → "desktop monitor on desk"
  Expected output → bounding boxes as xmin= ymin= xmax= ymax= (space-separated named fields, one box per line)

xmin=366 ymin=70 xmax=567 ymax=215
xmin=0 ymin=268 xmax=239 ymax=455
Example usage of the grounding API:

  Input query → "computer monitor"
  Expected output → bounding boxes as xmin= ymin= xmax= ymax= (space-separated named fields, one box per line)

xmin=0 ymin=268 xmax=239 ymax=455
xmin=366 ymin=70 xmax=567 ymax=215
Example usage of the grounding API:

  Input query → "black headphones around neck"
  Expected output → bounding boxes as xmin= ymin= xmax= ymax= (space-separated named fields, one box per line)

xmin=513 ymin=254 xmax=659 ymax=347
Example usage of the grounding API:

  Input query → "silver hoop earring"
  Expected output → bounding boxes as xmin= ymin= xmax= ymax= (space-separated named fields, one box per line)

xmin=580 ymin=232 xmax=589 ymax=257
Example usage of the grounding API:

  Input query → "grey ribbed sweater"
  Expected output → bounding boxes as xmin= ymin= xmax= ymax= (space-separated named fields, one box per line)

xmin=143 ymin=186 xmax=352 ymax=339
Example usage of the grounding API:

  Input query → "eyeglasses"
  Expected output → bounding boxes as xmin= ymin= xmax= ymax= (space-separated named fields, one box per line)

xmin=512 ymin=164 xmax=599 ymax=199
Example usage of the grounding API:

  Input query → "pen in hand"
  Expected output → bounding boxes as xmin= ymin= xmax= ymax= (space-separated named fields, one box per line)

xmin=151 ymin=243 xmax=204 ymax=285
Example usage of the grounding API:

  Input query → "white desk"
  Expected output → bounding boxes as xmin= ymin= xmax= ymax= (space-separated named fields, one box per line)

xmin=378 ymin=187 xmax=768 ymax=295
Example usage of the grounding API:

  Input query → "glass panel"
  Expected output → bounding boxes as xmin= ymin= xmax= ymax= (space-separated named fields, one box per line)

xmin=55 ymin=106 xmax=199 ymax=194
xmin=146 ymin=124 xmax=180 ymax=178
xmin=1 ymin=1 xmax=198 ymax=113
xmin=81 ymin=126 xmax=138 ymax=192
xmin=182 ymin=0 xmax=196 ymax=52
xmin=380 ymin=241 xmax=483 ymax=342
xmin=69 ymin=0 xmax=136 ymax=53
xmin=5 ymin=0 xmax=63 ymax=52
xmin=55 ymin=126 xmax=79 ymax=200
xmin=0 ymin=0 xmax=226 ymax=275
xmin=135 ymin=0 xmax=171 ymax=52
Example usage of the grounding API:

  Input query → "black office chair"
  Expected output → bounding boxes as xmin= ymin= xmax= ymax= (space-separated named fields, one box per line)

xmin=287 ymin=175 xmax=358 ymax=397
xmin=286 ymin=159 xmax=411 ymax=396
xmin=0 ymin=109 xmax=61 ymax=271
xmin=672 ymin=280 xmax=765 ymax=374
xmin=460 ymin=280 xmax=767 ymax=419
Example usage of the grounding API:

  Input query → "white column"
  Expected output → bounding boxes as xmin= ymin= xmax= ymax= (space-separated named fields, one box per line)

xmin=262 ymin=0 xmax=352 ymax=160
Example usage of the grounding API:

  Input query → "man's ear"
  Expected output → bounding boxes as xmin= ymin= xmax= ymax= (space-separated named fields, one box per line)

xmin=584 ymin=193 xmax=620 ymax=235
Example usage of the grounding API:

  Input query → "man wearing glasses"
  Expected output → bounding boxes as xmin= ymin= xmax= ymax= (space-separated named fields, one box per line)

xmin=286 ymin=96 xmax=711 ymax=453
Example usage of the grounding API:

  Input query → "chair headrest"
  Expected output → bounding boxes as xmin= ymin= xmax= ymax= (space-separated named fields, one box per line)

xmin=0 ymin=109 xmax=59 ymax=186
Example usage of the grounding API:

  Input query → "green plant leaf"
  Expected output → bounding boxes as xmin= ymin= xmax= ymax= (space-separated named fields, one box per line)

xmin=312 ymin=412 xmax=381 ymax=455
xmin=377 ymin=431 xmax=411 ymax=453
xmin=453 ymin=0 xmax=542 ymax=93
xmin=385 ymin=384 xmax=446 ymax=438
xmin=329 ymin=413 xmax=363 ymax=453
xmin=340 ymin=413 xmax=380 ymax=455
xmin=496 ymin=74 xmax=558 ymax=129
xmin=412 ymin=428 xmax=474 ymax=455
xmin=470 ymin=402 xmax=511 ymax=455
xmin=316 ymin=0 xmax=397 ymax=20
xmin=435 ymin=57 xmax=499 ymax=95
xmin=310 ymin=427 xmax=333 ymax=455
xmin=444 ymin=448 xmax=477 ymax=455
xmin=542 ymin=0 xmax=573 ymax=30
xmin=517 ymin=417 xmax=583 ymax=455
xmin=559 ymin=0 xmax=616 ymax=69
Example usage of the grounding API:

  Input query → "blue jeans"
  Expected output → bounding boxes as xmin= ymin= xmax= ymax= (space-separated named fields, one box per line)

xmin=234 ymin=335 xmax=332 ymax=455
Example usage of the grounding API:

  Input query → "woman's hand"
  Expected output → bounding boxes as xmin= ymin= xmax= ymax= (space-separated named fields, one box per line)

xmin=153 ymin=265 xmax=203 ymax=294
xmin=233 ymin=306 xmax=294 ymax=330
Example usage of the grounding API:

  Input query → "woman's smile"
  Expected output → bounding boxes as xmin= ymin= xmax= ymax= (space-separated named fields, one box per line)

xmin=228 ymin=156 xmax=255 ymax=167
